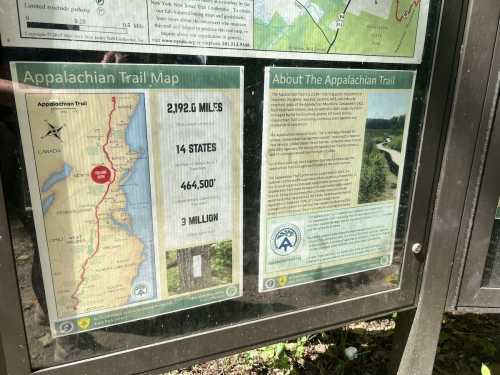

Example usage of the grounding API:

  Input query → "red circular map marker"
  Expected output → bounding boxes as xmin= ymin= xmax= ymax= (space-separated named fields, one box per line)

xmin=90 ymin=165 xmax=111 ymax=184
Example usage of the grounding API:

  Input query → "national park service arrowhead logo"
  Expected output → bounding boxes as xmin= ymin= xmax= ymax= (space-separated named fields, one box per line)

xmin=271 ymin=224 xmax=302 ymax=256
xmin=77 ymin=317 xmax=92 ymax=330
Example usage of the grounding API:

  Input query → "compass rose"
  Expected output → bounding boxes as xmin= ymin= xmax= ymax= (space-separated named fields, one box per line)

xmin=41 ymin=121 xmax=64 ymax=141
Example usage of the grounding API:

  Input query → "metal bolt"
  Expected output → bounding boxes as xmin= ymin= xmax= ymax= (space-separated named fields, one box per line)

xmin=412 ymin=243 xmax=423 ymax=254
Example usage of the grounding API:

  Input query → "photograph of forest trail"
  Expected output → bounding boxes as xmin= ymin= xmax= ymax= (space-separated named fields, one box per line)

xmin=358 ymin=92 xmax=410 ymax=205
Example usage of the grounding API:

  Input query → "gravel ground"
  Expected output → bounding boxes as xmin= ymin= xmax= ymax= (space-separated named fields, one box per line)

xmin=164 ymin=315 xmax=500 ymax=375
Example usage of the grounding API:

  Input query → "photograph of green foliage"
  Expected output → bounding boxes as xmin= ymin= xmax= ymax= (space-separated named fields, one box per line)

xmin=358 ymin=92 xmax=411 ymax=205
xmin=166 ymin=241 xmax=233 ymax=296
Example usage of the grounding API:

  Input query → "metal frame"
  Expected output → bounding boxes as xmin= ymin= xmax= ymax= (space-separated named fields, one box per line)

xmin=397 ymin=1 xmax=500 ymax=374
xmin=0 ymin=176 xmax=32 ymax=375
xmin=0 ymin=0 xmax=467 ymax=374
xmin=445 ymin=9 xmax=500 ymax=310
xmin=458 ymin=78 xmax=500 ymax=308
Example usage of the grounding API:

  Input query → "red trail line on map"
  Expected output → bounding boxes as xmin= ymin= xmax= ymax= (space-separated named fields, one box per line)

xmin=395 ymin=0 xmax=421 ymax=22
xmin=71 ymin=96 xmax=117 ymax=310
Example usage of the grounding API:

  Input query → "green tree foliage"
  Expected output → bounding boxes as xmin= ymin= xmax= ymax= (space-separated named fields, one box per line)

xmin=359 ymin=140 xmax=388 ymax=204
xmin=210 ymin=240 xmax=232 ymax=284
xmin=366 ymin=115 xmax=405 ymax=131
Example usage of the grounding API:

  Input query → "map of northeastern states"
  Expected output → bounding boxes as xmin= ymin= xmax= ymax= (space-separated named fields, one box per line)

xmin=254 ymin=0 xmax=422 ymax=57
xmin=26 ymin=93 xmax=155 ymax=319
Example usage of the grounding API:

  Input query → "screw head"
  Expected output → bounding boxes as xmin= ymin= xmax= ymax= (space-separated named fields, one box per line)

xmin=412 ymin=243 xmax=423 ymax=254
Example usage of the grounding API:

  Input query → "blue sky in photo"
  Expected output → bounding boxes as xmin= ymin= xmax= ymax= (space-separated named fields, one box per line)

xmin=367 ymin=92 xmax=412 ymax=119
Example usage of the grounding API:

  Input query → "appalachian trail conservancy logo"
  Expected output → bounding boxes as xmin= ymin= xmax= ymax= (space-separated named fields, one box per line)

xmin=132 ymin=282 xmax=150 ymax=300
xmin=271 ymin=224 xmax=302 ymax=256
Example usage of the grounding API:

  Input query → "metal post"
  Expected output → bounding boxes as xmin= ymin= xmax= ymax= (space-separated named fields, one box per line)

xmin=388 ymin=310 xmax=416 ymax=374
xmin=397 ymin=0 xmax=500 ymax=373
xmin=0 ymin=336 xmax=8 ymax=375
xmin=0 ymin=176 xmax=32 ymax=375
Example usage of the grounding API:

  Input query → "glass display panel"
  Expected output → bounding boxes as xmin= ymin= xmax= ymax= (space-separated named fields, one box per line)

xmin=0 ymin=0 xmax=442 ymax=370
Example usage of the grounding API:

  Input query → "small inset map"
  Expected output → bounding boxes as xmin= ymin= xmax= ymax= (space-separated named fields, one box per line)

xmin=27 ymin=93 xmax=155 ymax=319
xmin=254 ymin=0 xmax=422 ymax=57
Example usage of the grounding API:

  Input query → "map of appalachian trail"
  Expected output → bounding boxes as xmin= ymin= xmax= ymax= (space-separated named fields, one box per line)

xmin=26 ymin=93 xmax=156 ymax=319
xmin=254 ymin=0 xmax=422 ymax=56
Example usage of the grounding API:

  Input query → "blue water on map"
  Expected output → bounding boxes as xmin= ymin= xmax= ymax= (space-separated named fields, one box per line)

xmin=40 ymin=163 xmax=72 ymax=214
xmin=41 ymin=163 xmax=72 ymax=193
xmin=109 ymin=212 xmax=132 ymax=233
xmin=120 ymin=94 xmax=157 ymax=303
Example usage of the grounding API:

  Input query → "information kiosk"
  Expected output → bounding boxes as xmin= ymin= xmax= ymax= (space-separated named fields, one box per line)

xmin=0 ymin=1 xmax=470 ymax=374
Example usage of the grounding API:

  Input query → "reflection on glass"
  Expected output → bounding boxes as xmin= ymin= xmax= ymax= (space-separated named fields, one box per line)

xmin=1 ymin=50 xmax=431 ymax=370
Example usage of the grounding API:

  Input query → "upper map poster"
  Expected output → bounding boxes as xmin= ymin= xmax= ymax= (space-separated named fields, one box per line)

xmin=0 ymin=0 xmax=429 ymax=63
